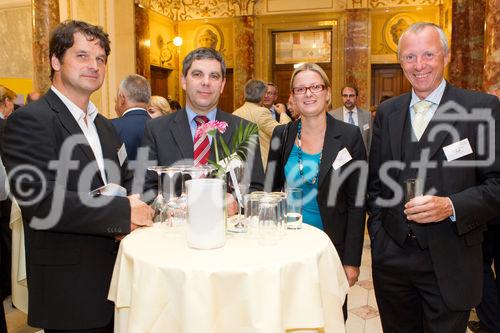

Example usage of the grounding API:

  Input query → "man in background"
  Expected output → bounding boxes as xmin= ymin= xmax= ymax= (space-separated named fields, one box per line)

xmin=26 ymin=91 xmax=41 ymax=104
xmin=112 ymin=74 xmax=151 ymax=161
xmin=234 ymin=79 xmax=290 ymax=169
xmin=330 ymin=85 xmax=372 ymax=154
xmin=263 ymin=82 xmax=289 ymax=122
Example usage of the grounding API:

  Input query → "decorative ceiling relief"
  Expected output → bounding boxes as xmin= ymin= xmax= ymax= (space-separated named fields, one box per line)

xmin=369 ymin=0 xmax=440 ymax=8
xmin=137 ymin=0 xmax=256 ymax=20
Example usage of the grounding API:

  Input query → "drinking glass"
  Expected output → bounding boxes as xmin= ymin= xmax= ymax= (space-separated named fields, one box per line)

xmin=147 ymin=166 xmax=169 ymax=223
xmin=227 ymin=165 xmax=248 ymax=233
xmin=258 ymin=196 xmax=279 ymax=246
xmin=404 ymin=178 xmax=422 ymax=203
xmin=244 ymin=191 xmax=266 ymax=237
xmin=163 ymin=166 xmax=182 ymax=226
xmin=286 ymin=188 xmax=303 ymax=229
xmin=270 ymin=192 xmax=287 ymax=237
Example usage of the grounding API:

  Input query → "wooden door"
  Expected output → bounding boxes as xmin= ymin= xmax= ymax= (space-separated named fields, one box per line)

xmin=219 ymin=69 xmax=234 ymax=113
xmin=150 ymin=66 xmax=171 ymax=98
xmin=371 ymin=64 xmax=411 ymax=106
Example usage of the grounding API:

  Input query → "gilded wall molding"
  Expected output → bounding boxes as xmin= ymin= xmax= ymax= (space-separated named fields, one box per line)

xmin=136 ymin=0 xmax=255 ymax=20
xmin=367 ymin=0 xmax=441 ymax=8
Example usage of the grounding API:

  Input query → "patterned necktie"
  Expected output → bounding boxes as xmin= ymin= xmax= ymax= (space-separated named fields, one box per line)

xmin=193 ymin=115 xmax=210 ymax=166
xmin=412 ymin=100 xmax=433 ymax=141
xmin=348 ymin=111 xmax=355 ymax=125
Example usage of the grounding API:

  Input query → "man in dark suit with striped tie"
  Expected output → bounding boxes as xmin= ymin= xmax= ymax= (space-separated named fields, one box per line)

xmin=142 ymin=48 xmax=264 ymax=212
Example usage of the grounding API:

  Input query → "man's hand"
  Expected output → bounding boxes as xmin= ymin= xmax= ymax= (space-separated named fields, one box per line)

xmin=128 ymin=194 xmax=154 ymax=231
xmin=404 ymin=195 xmax=453 ymax=224
xmin=343 ymin=265 xmax=360 ymax=287
xmin=274 ymin=103 xmax=287 ymax=114
xmin=226 ymin=193 xmax=238 ymax=216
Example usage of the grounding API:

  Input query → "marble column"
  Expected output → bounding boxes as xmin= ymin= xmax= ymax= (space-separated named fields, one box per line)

xmin=135 ymin=4 xmax=150 ymax=79
xmin=32 ymin=0 xmax=60 ymax=94
xmin=449 ymin=0 xmax=485 ymax=91
xmin=344 ymin=9 xmax=369 ymax=109
xmin=233 ymin=15 xmax=255 ymax=108
xmin=483 ymin=0 xmax=499 ymax=96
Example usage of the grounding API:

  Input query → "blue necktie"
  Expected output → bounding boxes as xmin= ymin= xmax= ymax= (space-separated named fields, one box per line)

xmin=348 ymin=111 xmax=355 ymax=125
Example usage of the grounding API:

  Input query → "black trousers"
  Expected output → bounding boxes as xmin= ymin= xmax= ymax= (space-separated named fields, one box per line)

xmin=0 ymin=300 xmax=6 ymax=333
xmin=44 ymin=319 xmax=113 ymax=333
xmin=371 ymin=227 xmax=469 ymax=333
xmin=476 ymin=225 xmax=500 ymax=332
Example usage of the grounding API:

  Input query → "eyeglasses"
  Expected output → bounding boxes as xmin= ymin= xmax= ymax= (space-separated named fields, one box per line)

xmin=342 ymin=94 xmax=356 ymax=98
xmin=292 ymin=84 xmax=326 ymax=95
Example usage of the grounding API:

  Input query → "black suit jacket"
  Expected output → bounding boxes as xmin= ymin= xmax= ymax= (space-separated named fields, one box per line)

xmin=0 ymin=89 xmax=132 ymax=330
xmin=367 ymin=83 xmax=500 ymax=310
xmin=111 ymin=108 xmax=151 ymax=160
xmin=142 ymin=108 xmax=265 ymax=197
xmin=267 ymin=114 xmax=367 ymax=266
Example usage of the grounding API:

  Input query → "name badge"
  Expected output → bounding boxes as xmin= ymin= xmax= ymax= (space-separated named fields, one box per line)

xmin=118 ymin=143 xmax=127 ymax=166
xmin=363 ymin=123 xmax=370 ymax=131
xmin=332 ymin=147 xmax=353 ymax=170
xmin=443 ymin=138 xmax=473 ymax=161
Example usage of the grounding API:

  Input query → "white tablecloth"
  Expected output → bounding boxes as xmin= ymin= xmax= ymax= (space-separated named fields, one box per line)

xmin=108 ymin=224 xmax=349 ymax=333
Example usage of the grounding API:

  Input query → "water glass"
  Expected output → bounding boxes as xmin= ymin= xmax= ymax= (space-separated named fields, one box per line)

xmin=244 ymin=192 xmax=265 ymax=237
xmin=270 ymin=192 xmax=287 ymax=236
xmin=286 ymin=188 xmax=303 ymax=229
xmin=258 ymin=196 xmax=279 ymax=246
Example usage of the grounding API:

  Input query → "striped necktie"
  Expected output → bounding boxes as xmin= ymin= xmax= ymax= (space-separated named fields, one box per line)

xmin=193 ymin=115 xmax=210 ymax=166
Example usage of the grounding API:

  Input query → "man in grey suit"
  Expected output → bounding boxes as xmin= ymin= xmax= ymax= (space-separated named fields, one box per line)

xmin=329 ymin=86 xmax=372 ymax=154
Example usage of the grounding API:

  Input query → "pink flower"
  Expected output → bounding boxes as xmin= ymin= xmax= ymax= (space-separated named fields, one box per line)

xmin=194 ymin=120 xmax=228 ymax=140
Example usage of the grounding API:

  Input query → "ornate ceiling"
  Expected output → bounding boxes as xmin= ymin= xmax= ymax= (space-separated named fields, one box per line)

xmin=135 ymin=0 xmax=256 ymax=20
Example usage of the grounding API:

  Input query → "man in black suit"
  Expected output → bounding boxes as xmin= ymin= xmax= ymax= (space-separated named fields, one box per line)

xmin=142 ymin=48 xmax=264 ymax=210
xmin=367 ymin=22 xmax=500 ymax=332
xmin=1 ymin=20 xmax=153 ymax=333
xmin=112 ymin=74 xmax=151 ymax=161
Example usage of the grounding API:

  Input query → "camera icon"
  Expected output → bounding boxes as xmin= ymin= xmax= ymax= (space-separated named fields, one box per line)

xmin=428 ymin=100 xmax=495 ymax=168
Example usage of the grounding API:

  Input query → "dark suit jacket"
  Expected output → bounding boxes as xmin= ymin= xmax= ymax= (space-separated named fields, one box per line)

xmin=267 ymin=114 xmax=367 ymax=266
xmin=111 ymin=108 xmax=150 ymax=160
xmin=0 ymin=89 xmax=132 ymax=330
xmin=142 ymin=108 xmax=265 ymax=198
xmin=367 ymin=83 xmax=500 ymax=310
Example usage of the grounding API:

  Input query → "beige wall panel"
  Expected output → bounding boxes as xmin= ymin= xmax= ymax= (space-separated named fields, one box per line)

xmin=106 ymin=0 xmax=135 ymax=118
xmin=0 ymin=5 xmax=32 ymax=78
xmin=256 ymin=0 xmax=345 ymax=14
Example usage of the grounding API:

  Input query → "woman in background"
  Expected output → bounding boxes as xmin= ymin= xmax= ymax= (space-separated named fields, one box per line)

xmin=266 ymin=63 xmax=367 ymax=319
xmin=0 ymin=85 xmax=16 ymax=120
xmin=147 ymin=95 xmax=172 ymax=118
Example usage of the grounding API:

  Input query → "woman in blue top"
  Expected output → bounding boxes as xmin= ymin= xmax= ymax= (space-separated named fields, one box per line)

xmin=266 ymin=63 xmax=367 ymax=292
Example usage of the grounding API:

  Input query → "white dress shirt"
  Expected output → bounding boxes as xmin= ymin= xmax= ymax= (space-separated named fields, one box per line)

xmin=51 ymin=86 xmax=107 ymax=184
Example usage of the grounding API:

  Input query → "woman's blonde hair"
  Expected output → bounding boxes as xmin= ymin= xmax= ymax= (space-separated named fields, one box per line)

xmin=289 ymin=63 xmax=331 ymax=92
xmin=0 ymin=85 xmax=16 ymax=105
xmin=148 ymin=95 xmax=172 ymax=115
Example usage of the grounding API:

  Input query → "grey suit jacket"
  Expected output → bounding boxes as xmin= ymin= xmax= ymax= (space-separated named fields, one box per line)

xmin=329 ymin=107 xmax=372 ymax=154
